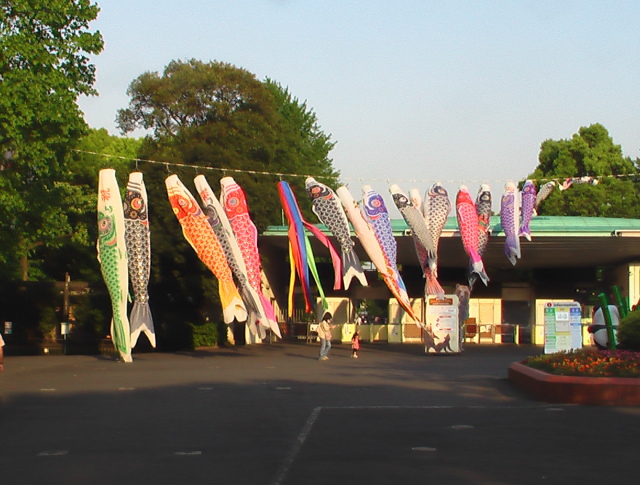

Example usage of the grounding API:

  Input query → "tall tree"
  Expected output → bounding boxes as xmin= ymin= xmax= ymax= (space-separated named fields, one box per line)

xmin=528 ymin=124 xmax=640 ymax=217
xmin=116 ymin=59 xmax=338 ymax=327
xmin=35 ymin=129 xmax=143 ymax=283
xmin=264 ymin=78 xmax=336 ymax=179
xmin=0 ymin=0 xmax=104 ymax=280
xmin=116 ymin=59 xmax=338 ymax=229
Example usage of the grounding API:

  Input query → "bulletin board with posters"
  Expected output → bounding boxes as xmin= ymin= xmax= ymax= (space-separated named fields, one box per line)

xmin=544 ymin=301 xmax=582 ymax=354
xmin=425 ymin=295 xmax=460 ymax=354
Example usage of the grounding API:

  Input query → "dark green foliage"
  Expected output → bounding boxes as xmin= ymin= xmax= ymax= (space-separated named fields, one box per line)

xmin=618 ymin=310 xmax=640 ymax=351
xmin=528 ymin=124 xmax=640 ymax=217
xmin=72 ymin=293 xmax=108 ymax=337
xmin=34 ymin=129 xmax=143 ymax=283
xmin=0 ymin=281 xmax=60 ymax=342
xmin=117 ymin=59 xmax=338 ymax=230
xmin=0 ymin=0 xmax=104 ymax=280
xmin=111 ymin=59 xmax=340 ymax=343
xmin=39 ymin=307 xmax=59 ymax=341
xmin=188 ymin=322 xmax=220 ymax=348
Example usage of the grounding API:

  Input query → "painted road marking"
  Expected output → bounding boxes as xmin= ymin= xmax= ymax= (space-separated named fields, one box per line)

xmin=270 ymin=407 xmax=321 ymax=485
xmin=269 ymin=405 xmax=558 ymax=485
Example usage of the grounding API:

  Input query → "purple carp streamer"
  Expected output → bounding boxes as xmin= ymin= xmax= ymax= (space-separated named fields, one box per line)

xmin=519 ymin=180 xmax=536 ymax=241
xmin=338 ymin=186 xmax=419 ymax=323
xmin=501 ymin=181 xmax=521 ymax=266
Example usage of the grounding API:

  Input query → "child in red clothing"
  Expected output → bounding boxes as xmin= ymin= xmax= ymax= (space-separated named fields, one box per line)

xmin=351 ymin=331 xmax=360 ymax=358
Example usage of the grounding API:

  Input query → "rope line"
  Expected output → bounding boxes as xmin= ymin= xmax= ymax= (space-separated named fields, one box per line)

xmin=73 ymin=149 xmax=640 ymax=186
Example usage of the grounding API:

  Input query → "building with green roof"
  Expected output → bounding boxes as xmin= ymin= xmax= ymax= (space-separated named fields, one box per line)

xmin=258 ymin=216 xmax=640 ymax=346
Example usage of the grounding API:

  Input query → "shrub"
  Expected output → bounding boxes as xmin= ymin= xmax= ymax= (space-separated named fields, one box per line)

xmin=618 ymin=310 xmax=640 ymax=351
xmin=188 ymin=322 xmax=219 ymax=348
xmin=39 ymin=307 xmax=59 ymax=341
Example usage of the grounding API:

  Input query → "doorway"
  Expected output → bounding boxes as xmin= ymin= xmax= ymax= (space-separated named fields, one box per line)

xmin=502 ymin=300 xmax=531 ymax=343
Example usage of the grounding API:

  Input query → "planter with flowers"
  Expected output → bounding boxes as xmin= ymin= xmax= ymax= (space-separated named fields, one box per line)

xmin=509 ymin=309 xmax=640 ymax=406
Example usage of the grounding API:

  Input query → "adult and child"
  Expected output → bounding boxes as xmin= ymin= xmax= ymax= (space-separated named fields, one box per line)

xmin=317 ymin=311 xmax=361 ymax=361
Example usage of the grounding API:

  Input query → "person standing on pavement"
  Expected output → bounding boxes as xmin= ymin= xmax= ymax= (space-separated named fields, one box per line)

xmin=317 ymin=311 xmax=335 ymax=361
xmin=351 ymin=331 xmax=360 ymax=359
xmin=0 ymin=332 xmax=5 ymax=372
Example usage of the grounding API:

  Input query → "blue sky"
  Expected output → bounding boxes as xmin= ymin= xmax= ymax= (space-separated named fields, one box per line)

xmin=79 ymin=1 xmax=640 ymax=212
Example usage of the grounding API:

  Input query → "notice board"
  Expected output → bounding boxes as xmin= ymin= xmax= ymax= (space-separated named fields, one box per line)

xmin=425 ymin=295 xmax=460 ymax=354
xmin=544 ymin=301 xmax=582 ymax=354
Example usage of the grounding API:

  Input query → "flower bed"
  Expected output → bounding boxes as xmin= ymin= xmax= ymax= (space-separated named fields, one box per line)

xmin=509 ymin=349 xmax=640 ymax=406
xmin=523 ymin=349 xmax=640 ymax=377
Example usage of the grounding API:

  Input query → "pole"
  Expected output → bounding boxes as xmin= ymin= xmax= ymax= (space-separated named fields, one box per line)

xmin=598 ymin=292 xmax=617 ymax=350
xmin=62 ymin=272 xmax=70 ymax=355
xmin=611 ymin=285 xmax=629 ymax=319
xmin=62 ymin=272 xmax=70 ymax=322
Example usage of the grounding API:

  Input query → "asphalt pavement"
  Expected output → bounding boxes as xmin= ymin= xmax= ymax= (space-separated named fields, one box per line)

xmin=1 ymin=341 xmax=639 ymax=485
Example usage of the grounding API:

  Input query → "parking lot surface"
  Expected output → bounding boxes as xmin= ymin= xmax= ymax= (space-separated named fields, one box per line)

xmin=2 ymin=342 xmax=639 ymax=484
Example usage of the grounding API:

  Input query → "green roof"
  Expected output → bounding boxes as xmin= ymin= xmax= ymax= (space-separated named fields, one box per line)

xmin=264 ymin=216 xmax=640 ymax=238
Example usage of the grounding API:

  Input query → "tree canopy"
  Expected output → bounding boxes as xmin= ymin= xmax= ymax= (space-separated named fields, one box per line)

xmin=116 ymin=59 xmax=339 ymax=328
xmin=0 ymin=0 xmax=103 ymax=280
xmin=117 ymin=60 xmax=337 ymax=214
xmin=528 ymin=124 xmax=640 ymax=217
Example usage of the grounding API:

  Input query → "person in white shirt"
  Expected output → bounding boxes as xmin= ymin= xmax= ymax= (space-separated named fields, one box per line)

xmin=317 ymin=312 xmax=335 ymax=361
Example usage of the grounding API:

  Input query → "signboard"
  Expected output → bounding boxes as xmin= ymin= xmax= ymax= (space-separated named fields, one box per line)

xmin=544 ymin=301 xmax=582 ymax=354
xmin=425 ymin=295 xmax=460 ymax=354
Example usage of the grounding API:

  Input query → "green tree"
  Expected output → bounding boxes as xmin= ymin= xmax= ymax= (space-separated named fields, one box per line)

xmin=116 ymin=59 xmax=338 ymax=328
xmin=36 ymin=129 xmax=143 ymax=283
xmin=264 ymin=78 xmax=338 ymax=221
xmin=529 ymin=124 xmax=640 ymax=217
xmin=116 ymin=59 xmax=338 ymax=229
xmin=0 ymin=0 xmax=104 ymax=280
xmin=264 ymin=78 xmax=336 ymax=179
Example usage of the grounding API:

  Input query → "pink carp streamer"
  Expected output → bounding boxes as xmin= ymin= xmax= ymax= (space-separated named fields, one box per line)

xmin=456 ymin=186 xmax=489 ymax=286
xmin=217 ymin=177 xmax=281 ymax=337
xmin=166 ymin=174 xmax=246 ymax=324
